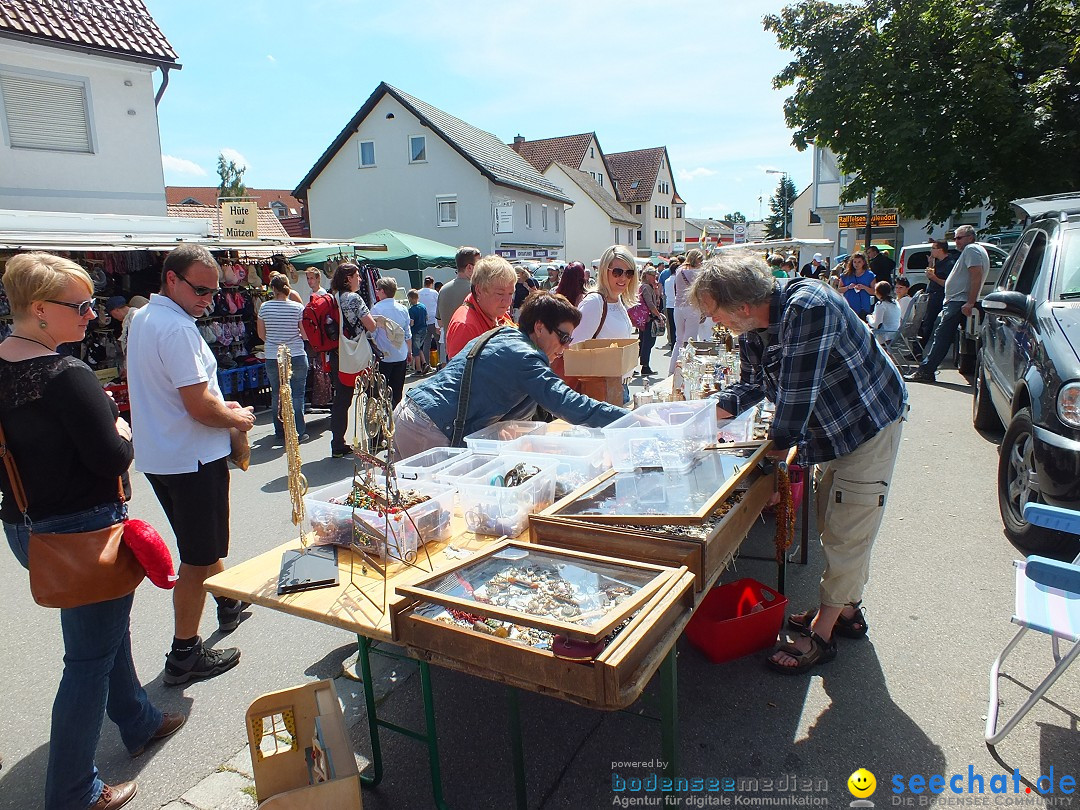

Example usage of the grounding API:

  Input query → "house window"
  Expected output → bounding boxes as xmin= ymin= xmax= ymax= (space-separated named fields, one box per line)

xmin=635 ymin=205 xmax=642 ymax=215
xmin=436 ymin=194 xmax=457 ymax=227
xmin=676 ymin=206 xmax=683 ymax=218
xmin=525 ymin=202 xmax=532 ymax=229
xmin=627 ymin=230 xmax=634 ymax=247
xmin=409 ymin=135 xmax=426 ymax=163
xmin=636 ymin=230 xmax=642 ymax=242
xmin=359 ymin=140 xmax=375 ymax=167
xmin=0 ymin=72 xmax=92 ymax=152
xmin=590 ymin=146 xmax=595 ymax=158
xmin=597 ymin=173 xmax=603 ymax=187
xmin=615 ymin=228 xmax=620 ymax=244
xmin=555 ymin=208 xmax=559 ymax=233
xmin=542 ymin=204 xmax=548 ymax=231
xmin=675 ymin=230 xmax=683 ymax=242
xmin=271 ymin=201 xmax=286 ymax=219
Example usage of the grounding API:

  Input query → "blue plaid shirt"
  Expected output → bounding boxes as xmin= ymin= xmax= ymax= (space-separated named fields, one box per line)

xmin=715 ymin=278 xmax=907 ymax=463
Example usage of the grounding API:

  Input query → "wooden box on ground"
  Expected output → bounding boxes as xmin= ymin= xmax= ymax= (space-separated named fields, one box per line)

xmin=390 ymin=543 xmax=696 ymax=710
xmin=562 ymin=338 xmax=639 ymax=378
xmin=245 ymin=680 xmax=362 ymax=809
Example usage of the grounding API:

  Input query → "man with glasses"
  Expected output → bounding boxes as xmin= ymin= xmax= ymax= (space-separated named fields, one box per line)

xmin=127 ymin=244 xmax=255 ymax=686
xmin=906 ymin=224 xmax=987 ymax=382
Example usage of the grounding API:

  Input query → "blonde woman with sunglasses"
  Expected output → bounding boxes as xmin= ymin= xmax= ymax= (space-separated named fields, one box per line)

xmin=571 ymin=244 xmax=639 ymax=344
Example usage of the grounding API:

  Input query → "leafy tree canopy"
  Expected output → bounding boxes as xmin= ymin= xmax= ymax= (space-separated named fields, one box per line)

xmin=724 ymin=211 xmax=748 ymax=223
xmin=764 ymin=0 xmax=1080 ymax=227
xmin=766 ymin=175 xmax=799 ymax=239
xmin=217 ymin=153 xmax=247 ymax=200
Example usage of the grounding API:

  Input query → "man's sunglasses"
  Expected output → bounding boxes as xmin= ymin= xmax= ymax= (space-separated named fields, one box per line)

xmin=552 ymin=326 xmax=574 ymax=345
xmin=46 ymin=298 xmax=96 ymax=317
xmin=609 ymin=265 xmax=635 ymax=278
xmin=175 ymin=273 xmax=220 ymax=297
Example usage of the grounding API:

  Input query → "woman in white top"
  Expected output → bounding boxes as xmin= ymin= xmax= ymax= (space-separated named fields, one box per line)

xmin=668 ymin=248 xmax=706 ymax=374
xmin=867 ymin=280 xmax=901 ymax=344
xmin=571 ymin=244 xmax=638 ymax=344
xmin=257 ymin=274 xmax=308 ymax=441
xmin=369 ymin=277 xmax=412 ymax=407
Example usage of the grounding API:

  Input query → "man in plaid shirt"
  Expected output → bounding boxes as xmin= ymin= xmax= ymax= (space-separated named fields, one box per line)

xmin=691 ymin=251 xmax=907 ymax=674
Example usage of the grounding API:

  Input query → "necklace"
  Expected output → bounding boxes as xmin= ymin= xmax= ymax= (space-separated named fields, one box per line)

xmin=7 ymin=334 xmax=56 ymax=352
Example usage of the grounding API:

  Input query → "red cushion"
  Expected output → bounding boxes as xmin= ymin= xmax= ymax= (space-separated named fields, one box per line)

xmin=122 ymin=519 xmax=178 ymax=589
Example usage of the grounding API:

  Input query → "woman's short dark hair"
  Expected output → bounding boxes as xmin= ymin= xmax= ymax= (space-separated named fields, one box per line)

xmin=330 ymin=261 xmax=360 ymax=293
xmin=518 ymin=290 xmax=581 ymax=336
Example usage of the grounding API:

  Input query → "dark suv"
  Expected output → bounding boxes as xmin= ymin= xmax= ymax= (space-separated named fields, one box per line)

xmin=974 ymin=193 xmax=1080 ymax=555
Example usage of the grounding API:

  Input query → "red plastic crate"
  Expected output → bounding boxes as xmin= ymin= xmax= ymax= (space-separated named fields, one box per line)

xmin=684 ymin=578 xmax=788 ymax=663
xmin=104 ymin=383 xmax=129 ymax=412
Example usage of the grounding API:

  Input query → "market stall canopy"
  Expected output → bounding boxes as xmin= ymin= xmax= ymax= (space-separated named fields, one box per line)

xmin=290 ymin=229 xmax=457 ymax=286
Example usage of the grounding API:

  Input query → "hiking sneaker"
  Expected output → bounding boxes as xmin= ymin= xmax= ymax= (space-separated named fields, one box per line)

xmin=217 ymin=599 xmax=250 ymax=633
xmin=164 ymin=641 xmax=240 ymax=686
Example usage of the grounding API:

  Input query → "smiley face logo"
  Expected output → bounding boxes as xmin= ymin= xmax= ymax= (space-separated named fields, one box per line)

xmin=848 ymin=768 xmax=876 ymax=798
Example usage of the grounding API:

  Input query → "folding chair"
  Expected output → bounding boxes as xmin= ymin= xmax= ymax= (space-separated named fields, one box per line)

xmin=884 ymin=291 xmax=928 ymax=374
xmin=984 ymin=503 xmax=1080 ymax=745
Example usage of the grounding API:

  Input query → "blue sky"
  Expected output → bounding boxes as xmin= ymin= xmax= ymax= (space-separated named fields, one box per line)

xmin=147 ymin=0 xmax=813 ymax=222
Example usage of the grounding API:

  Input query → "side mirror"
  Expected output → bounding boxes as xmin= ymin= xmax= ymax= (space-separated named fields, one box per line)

xmin=979 ymin=290 xmax=1032 ymax=319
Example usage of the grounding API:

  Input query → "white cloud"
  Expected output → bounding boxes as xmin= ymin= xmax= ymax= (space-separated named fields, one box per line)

xmin=677 ymin=167 xmax=718 ymax=181
xmin=161 ymin=155 xmax=207 ymax=176
xmin=220 ymin=148 xmax=250 ymax=170
xmin=266 ymin=54 xmax=276 ymax=63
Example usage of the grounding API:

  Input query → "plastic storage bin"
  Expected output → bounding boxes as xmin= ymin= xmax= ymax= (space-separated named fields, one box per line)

xmin=396 ymin=447 xmax=469 ymax=480
xmin=455 ymin=455 xmax=559 ymax=537
xmin=602 ymin=400 xmax=718 ymax=472
xmin=717 ymin=409 xmax=755 ymax=443
xmin=305 ymin=477 xmax=455 ymax=559
xmin=464 ymin=421 xmax=546 ymax=454
xmin=505 ymin=435 xmax=610 ymax=499
xmin=529 ymin=422 xmax=604 ymax=440
xmin=684 ymin=578 xmax=788 ymax=663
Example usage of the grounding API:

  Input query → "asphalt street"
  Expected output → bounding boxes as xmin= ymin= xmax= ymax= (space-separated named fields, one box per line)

xmin=0 ymin=362 xmax=1076 ymax=809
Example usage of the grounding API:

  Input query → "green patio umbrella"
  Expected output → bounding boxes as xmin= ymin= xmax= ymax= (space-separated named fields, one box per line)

xmin=290 ymin=229 xmax=458 ymax=288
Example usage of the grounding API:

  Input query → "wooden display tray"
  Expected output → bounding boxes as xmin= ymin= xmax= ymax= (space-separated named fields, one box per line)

xmin=392 ymin=567 xmax=696 ymax=710
xmin=531 ymin=468 xmax=775 ymax=593
xmin=395 ymin=539 xmax=677 ymax=643
xmin=541 ymin=442 xmax=771 ymax=526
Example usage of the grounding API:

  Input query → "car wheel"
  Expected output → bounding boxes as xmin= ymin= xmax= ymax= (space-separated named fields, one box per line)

xmin=972 ymin=361 xmax=1001 ymax=431
xmin=997 ymin=407 xmax=1075 ymax=554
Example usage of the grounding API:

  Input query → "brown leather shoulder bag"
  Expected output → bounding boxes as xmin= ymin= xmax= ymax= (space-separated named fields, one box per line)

xmin=0 ymin=418 xmax=144 ymax=608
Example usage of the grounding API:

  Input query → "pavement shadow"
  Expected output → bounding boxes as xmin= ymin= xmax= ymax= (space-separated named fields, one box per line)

xmin=0 ymin=742 xmax=49 ymax=809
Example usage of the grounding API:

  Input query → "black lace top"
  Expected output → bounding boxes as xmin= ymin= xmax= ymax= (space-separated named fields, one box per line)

xmin=0 ymin=355 xmax=132 ymax=524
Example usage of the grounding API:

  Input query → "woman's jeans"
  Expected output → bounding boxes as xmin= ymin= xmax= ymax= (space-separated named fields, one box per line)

xmin=638 ymin=322 xmax=657 ymax=369
xmin=266 ymin=353 xmax=309 ymax=438
xmin=5 ymin=502 xmax=161 ymax=810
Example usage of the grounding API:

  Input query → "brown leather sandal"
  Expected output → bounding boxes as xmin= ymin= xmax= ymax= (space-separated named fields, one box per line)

xmin=786 ymin=601 xmax=868 ymax=639
xmin=766 ymin=629 xmax=837 ymax=675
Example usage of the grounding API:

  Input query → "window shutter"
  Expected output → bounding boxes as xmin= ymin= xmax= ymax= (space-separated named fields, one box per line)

xmin=1 ymin=74 xmax=91 ymax=152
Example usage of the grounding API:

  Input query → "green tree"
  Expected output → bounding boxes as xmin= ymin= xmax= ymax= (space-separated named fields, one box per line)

xmin=217 ymin=153 xmax=247 ymax=199
xmin=724 ymin=211 xmax=747 ymax=224
xmin=764 ymin=0 xmax=1080 ymax=227
xmin=765 ymin=175 xmax=797 ymax=239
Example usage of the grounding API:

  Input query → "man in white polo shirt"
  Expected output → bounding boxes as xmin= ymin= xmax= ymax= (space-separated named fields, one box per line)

xmin=127 ymin=244 xmax=255 ymax=686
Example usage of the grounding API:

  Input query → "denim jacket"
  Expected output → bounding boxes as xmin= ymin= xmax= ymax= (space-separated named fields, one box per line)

xmin=405 ymin=326 xmax=628 ymax=441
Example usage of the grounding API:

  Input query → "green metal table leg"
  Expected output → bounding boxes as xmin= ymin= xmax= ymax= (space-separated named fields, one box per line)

xmin=355 ymin=635 xmax=384 ymax=787
xmin=507 ymin=686 xmax=528 ymax=809
xmin=417 ymin=659 xmax=448 ymax=809
xmin=659 ymin=646 xmax=678 ymax=786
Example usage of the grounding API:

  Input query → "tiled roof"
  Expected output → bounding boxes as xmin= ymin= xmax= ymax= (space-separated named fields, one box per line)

xmin=552 ymin=163 xmax=639 ymax=227
xmin=167 ymin=187 xmax=304 ymax=217
xmin=0 ymin=0 xmax=178 ymax=64
xmin=606 ymin=146 xmax=683 ymax=205
xmin=686 ymin=217 xmax=733 ymax=236
xmin=511 ymin=133 xmax=594 ymax=173
xmin=279 ymin=216 xmax=309 ymax=238
xmin=166 ymin=204 xmax=292 ymax=240
xmin=293 ymin=82 xmax=572 ymax=205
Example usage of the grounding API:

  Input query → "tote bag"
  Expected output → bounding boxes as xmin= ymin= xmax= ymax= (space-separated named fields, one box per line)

xmin=335 ymin=293 xmax=373 ymax=387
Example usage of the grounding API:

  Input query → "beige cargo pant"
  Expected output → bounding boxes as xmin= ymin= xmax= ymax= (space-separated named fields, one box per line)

xmin=813 ymin=412 xmax=905 ymax=607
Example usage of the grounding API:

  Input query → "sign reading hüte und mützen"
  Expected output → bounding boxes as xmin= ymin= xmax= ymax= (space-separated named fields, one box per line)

xmin=220 ymin=200 xmax=258 ymax=239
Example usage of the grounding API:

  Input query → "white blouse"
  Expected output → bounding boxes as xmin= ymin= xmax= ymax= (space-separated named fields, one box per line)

xmin=571 ymin=292 xmax=633 ymax=343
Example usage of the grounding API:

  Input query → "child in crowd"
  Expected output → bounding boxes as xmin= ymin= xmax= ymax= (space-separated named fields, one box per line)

xmin=868 ymin=281 xmax=901 ymax=344
xmin=407 ymin=289 xmax=429 ymax=375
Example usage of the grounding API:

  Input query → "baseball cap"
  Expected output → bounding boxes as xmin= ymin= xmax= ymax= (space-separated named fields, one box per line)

xmin=813 ymin=253 xmax=823 ymax=262
xmin=105 ymin=295 xmax=127 ymax=312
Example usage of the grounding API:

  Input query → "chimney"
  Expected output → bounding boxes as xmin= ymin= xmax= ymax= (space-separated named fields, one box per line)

xmin=513 ymin=134 xmax=525 ymax=148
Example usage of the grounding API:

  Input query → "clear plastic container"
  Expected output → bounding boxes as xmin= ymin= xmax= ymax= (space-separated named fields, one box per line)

xmin=463 ymin=420 xmax=546 ymax=454
xmin=601 ymin=399 xmax=718 ymax=472
xmin=504 ymin=435 xmax=609 ymax=499
xmin=305 ymin=478 xmax=455 ymax=560
xmin=529 ymin=422 xmax=604 ymax=440
xmin=396 ymin=446 xmax=469 ymax=480
xmin=717 ymin=409 xmax=755 ymax=443
xmin=432 ymin=453 xmax=499 ymax=515
xmin=455 ymin=455 xmax=559 ymax=537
